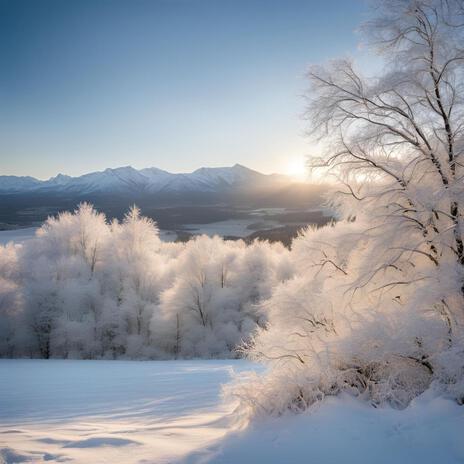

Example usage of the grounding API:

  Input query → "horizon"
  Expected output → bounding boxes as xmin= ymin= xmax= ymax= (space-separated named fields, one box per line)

xmin=4 ymin=161 xmax=309 ymax=181
xmin=0 ymin=0 xmax=371 ymax=180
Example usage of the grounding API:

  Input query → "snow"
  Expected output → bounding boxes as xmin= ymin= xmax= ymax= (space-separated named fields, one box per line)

xmin=0 ymin=165 xmax=291 ymax=194
xmin=0 ymin=359 xmax=262 ymax=464
xmin=190 ymin=164 xmax=264 ymax=188
xmin=194 ymin=392 xmax=464 ymax=464
xmin=0 ymin=176 xmax=41 ymax=192
xmin=1 ymin=360 xmax=462 ymax=464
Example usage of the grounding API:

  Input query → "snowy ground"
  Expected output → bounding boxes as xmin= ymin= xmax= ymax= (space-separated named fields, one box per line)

xmin=1 ymin=360 xmax=463 ymax=464
xmin=0 ymin=360 xmax=261 ymax=464
xmin=195 ymin=392 xmax=464 ymax=464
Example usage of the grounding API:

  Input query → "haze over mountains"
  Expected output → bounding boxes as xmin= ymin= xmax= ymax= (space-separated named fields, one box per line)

xmin=0 ymin=163 xmax=330 ymax=238
xmin=0 ymin=164 xmax=291 ymax=194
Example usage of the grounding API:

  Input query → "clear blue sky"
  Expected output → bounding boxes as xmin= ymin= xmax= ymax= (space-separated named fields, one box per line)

xmin=0 ymin=0 xmax=370 ymax=179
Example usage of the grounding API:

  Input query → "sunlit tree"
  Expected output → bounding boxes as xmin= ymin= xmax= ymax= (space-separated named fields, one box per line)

xmin=233 ymin=0 xmax=464 ymax=416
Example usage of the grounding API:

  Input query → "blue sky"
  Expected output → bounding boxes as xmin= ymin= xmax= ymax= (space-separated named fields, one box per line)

xmin=0 ymin=0 xmax=370 ymax=179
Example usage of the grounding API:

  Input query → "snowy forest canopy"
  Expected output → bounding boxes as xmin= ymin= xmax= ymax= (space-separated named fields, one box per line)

xmin=1 ymin=0 xmax=464 ymax=415
xmin=0 ymin=203 xmax=294 ymax=359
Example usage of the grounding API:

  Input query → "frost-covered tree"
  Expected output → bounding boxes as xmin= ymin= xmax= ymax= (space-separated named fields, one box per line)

xmin=0 ymin=204 xmax=288 ymax=359
xmin=102 ymin=206 xmax=165 ymax=357
xmin=233 ymin=0 xmax=464 ymax=416
xmin=153 ymin=236 xmax=291 ymax=358
xmin=18 ymin=203 xmax=109 ymax=358
xmin=0 ymin=244 xmax=21 ymax=357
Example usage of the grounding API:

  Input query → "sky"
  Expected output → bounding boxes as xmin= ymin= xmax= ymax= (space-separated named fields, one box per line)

xmin=0 ymin=0 xmax=371 ymax=180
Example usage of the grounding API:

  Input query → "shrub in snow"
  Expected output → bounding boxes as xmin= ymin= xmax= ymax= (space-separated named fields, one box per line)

xmin=228 ymin=0 xmax=464 ymax=416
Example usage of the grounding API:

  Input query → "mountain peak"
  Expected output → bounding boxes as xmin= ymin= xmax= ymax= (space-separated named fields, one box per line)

xmin=104 ymin=166 xmax=136 ymax=173
xmin=0 ymin=164 xmax=293 ymax=194
xmin=50 ymin=173 xmax=71 ymax=180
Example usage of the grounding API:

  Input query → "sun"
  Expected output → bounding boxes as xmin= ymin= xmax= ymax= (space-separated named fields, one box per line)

xmin=285 ymin=156 xmax=307 ymax=181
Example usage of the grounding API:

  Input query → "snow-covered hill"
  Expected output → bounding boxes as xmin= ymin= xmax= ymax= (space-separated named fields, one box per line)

xmin=0 ymin=164 xmax=290 ymax=194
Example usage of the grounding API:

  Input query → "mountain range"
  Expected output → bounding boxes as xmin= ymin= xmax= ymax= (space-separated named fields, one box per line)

xmin=0 ymin=164 xmax=291 ymax=195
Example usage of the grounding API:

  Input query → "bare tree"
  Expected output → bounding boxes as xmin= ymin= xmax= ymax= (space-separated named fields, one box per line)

xmin=307 ymin=0 xmax=464 ymax=327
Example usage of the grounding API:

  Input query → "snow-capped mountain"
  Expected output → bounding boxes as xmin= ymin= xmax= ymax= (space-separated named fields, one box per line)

xmin=0 ymin=164 xmax=290 ymax=194
xmin=0 ymin=175 xmax=43 ymax=192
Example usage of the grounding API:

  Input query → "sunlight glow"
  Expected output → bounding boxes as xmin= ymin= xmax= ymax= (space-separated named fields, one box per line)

xmin=285 ymin=156 xmax=308 ymax=181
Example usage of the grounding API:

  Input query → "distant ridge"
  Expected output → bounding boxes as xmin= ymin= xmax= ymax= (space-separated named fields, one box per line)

xmin=0 ymin=164 xmax=292 ymax=195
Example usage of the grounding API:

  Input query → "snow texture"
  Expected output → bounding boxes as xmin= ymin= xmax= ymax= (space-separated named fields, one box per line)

xmin=0 ymin=359 xmax=261 ymax=463
xmin=0 ymin=360 xmax=462 ymax=464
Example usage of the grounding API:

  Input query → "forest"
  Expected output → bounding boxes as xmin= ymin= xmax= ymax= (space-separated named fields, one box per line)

xmin=0 ymin=203 xmax=293 ymax=359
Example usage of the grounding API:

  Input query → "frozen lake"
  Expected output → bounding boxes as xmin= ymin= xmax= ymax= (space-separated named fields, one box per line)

xmin=182 ymin=218 xmax=279 ymax=237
